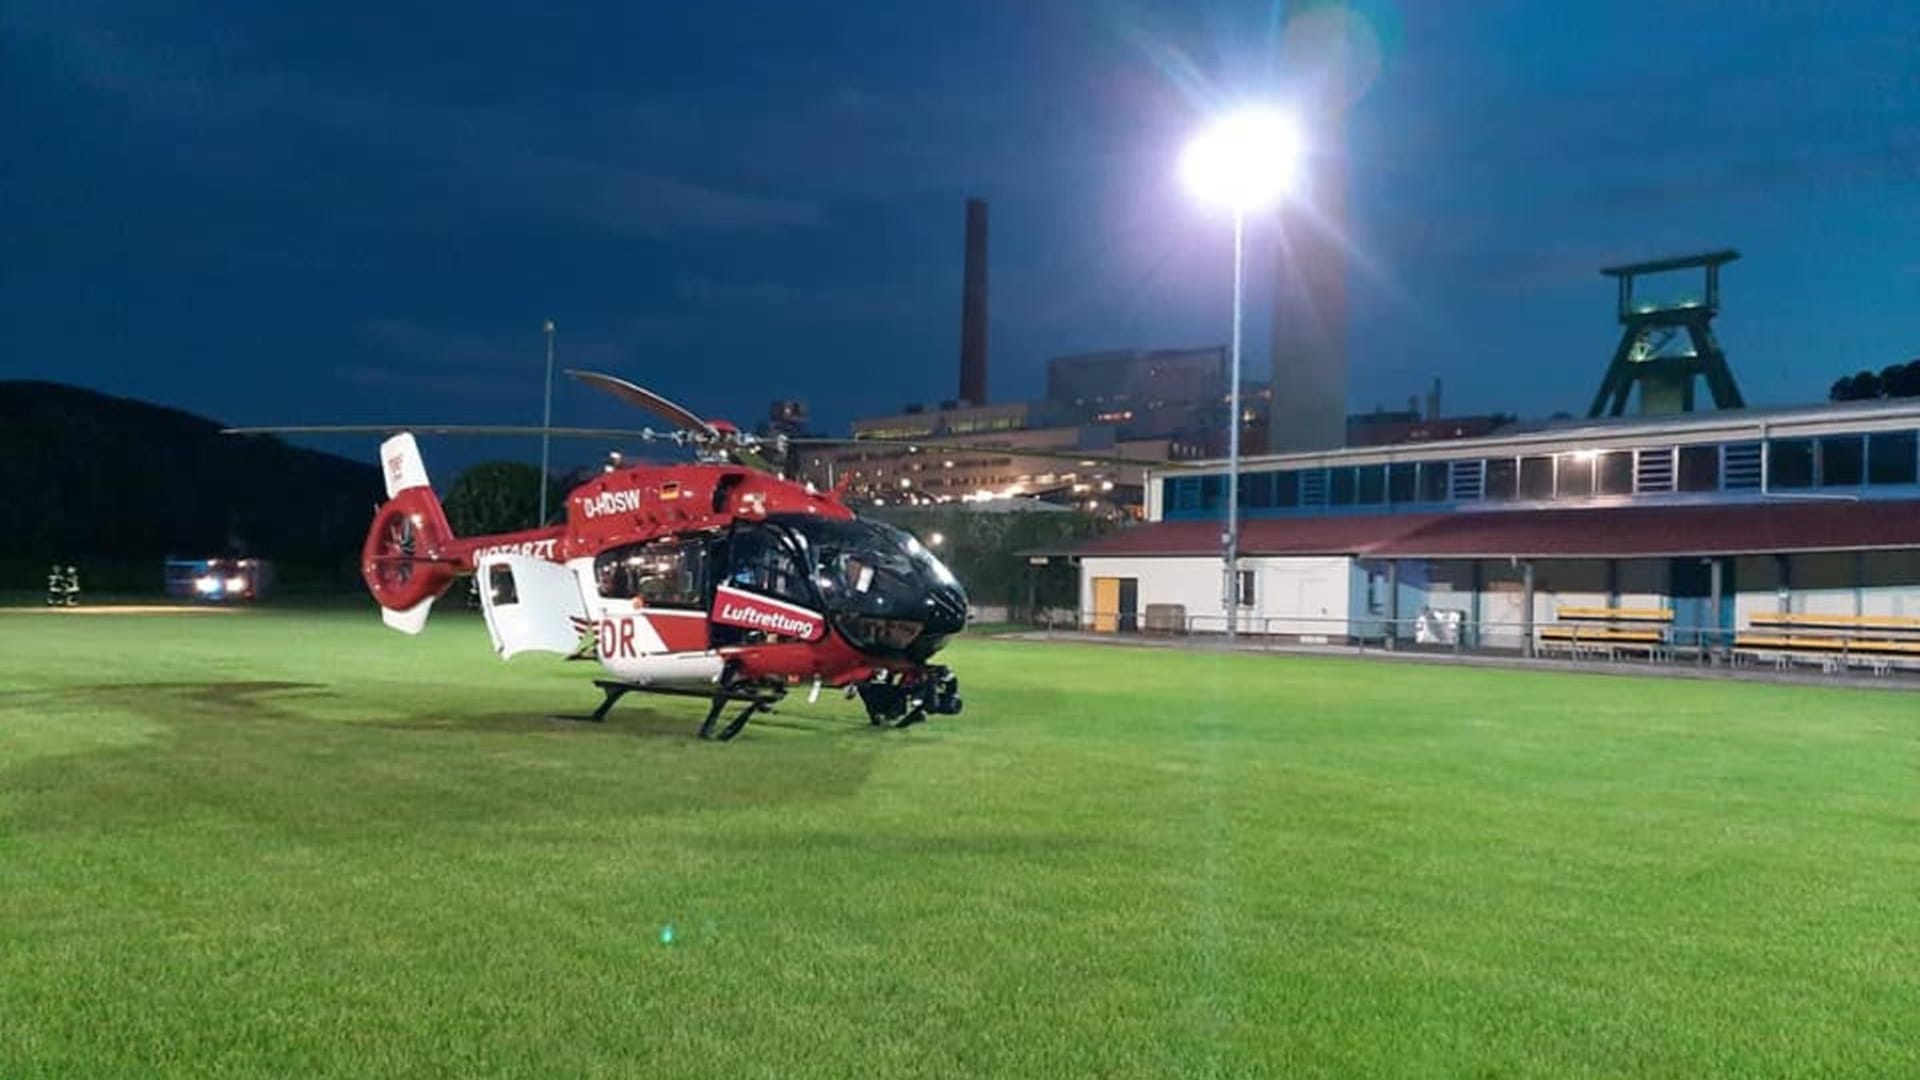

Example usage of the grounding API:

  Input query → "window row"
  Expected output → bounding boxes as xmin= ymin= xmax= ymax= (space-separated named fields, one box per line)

xmin=1163 ymin=430 xmax=1920 ymax=513
xmin=1768 ymin=433 xmax=1920 ymax=489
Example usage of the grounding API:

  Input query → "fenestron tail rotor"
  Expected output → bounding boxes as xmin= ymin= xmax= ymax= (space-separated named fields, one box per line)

xmin=387 ymin=516 xmax=416 ymax=585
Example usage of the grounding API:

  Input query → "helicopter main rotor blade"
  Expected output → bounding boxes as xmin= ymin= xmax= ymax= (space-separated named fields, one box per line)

xmin=222 ymin=424 xmax=683 ymax=441
xmin=565 ymin=370 xmax=718 ymax=439
xmin=785 ymin=435 xmax=1197 ymax=470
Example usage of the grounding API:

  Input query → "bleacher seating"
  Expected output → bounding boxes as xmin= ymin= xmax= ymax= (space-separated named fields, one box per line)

xmin=1733 ymin=612 xmax=1920 ymax=674
xmin=1538 ymin=606 xmax=1674 ymax=660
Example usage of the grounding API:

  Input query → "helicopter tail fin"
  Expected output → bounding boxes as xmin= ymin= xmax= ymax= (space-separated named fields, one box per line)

xmin=362 ymin=434 xmax=459 ymax=634
xmin=379 ymin=431 xmax=434 ymax=499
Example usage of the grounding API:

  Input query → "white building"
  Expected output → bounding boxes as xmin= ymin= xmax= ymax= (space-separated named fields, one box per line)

xmin=1075 ymin=401 xmax=1920 ymax=660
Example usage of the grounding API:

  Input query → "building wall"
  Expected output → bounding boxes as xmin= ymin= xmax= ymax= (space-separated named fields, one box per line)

xmin=1733 ymin=556 xmax=1780 ymax=627
xmin=1617 ymin=559 xmax=1668 ymax=611
xmin=1530 ymin=559 xmax=1612 ymax=627
xmin=1861 ymin=551 xmax=1920 ymax=616
xmin=1352 ymin=558 xmax=1437 ymax=640
xmin=1078 ymin=555 xmax=1352 ymax=635
xmin=1422 ymin=561 xmax=1474 ymax=602
xmin=1254 ymin=556 xmax=1353 ymax=636
xmin=1774 ymin=551 xmax=1920 ymax=618
xmin=1078 ymin=556 xmax=1221 ymax=627
xmin=1791 ymin=552 xmax=1858 ymax=616
xmin=1078 ymin=551 xmax=1920 ymax=640
xmin=1046 ymin=347 xmax=1225 ymax=406
xmin=1477 ymin=562 xmax=1529 ymax=649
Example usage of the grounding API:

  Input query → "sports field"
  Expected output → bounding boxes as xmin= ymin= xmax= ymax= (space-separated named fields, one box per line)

xmin=1 ymin=608 xmax=1915 ymax=1078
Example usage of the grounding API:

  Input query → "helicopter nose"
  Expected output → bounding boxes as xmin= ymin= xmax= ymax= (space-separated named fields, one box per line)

xmin=922 ymin=583 xmax=969 ymax=633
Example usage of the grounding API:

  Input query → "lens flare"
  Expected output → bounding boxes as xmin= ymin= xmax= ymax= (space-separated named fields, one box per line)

xmin=1180 ymin=106 xmax=1305 ymax=214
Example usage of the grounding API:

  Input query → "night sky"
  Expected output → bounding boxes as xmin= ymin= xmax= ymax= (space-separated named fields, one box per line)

xmin=5 ymin=1 xmax=1917 ymax=472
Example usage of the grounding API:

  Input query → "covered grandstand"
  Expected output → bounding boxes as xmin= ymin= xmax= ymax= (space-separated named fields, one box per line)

xmin=1073 ymin=400 xmax=1920 ymax=669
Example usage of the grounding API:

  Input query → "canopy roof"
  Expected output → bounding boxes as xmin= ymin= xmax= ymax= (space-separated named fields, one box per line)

xmin=1077 ymin=501 xmax=1920 ymax=561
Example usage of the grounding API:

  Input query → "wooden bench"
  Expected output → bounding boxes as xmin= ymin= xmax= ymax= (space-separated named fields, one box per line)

xmin=1734 ymin=613 xmax=1920 ymax=675
xmin=1538 ymin=606 xmax=1674 ymax=660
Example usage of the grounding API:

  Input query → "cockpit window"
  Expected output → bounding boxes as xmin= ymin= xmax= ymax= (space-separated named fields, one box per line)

xmin=816 ymin=534 xmax=914 ymax=606
xmin=721 ymin=523 xmax=816 ymax=609
xmin=783 ymin=522 xmax=925 ymax=607
xmin=773 ymin=516 xmax=958 ymax=611
xmin=762 ymin=513 xmax=968 ymax=659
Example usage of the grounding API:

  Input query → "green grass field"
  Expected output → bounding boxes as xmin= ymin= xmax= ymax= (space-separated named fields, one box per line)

xmin=2 ymin=607 xmax=1916 ymax=1078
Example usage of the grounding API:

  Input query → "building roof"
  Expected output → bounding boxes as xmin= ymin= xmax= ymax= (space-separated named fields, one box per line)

xmin=1169 ymin=398 xmax=1920 ymax=474
xmin=1075 ymin=500 xmax=1920 ymax=561
xmin=1075 ymin=515 xmax=1439 ymax=558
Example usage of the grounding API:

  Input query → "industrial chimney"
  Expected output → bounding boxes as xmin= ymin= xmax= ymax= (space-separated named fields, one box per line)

xmin=1266 ymin=15 xmax=1351 ymax=451
xmin=958 ymin=198 xmax=989 ymax=407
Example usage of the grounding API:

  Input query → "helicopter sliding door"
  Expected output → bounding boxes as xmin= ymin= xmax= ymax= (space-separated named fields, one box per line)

xmin=592 ymin=535 xmax=715 ymax=655
xmin=476 ymin=552 xmax=589 ymax=659
xmin=586 ymin=536 xmax=726 ymax=686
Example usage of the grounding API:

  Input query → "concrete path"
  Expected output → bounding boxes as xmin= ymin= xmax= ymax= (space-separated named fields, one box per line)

xmin=990 ymin=630 xmax=1920 ymax=693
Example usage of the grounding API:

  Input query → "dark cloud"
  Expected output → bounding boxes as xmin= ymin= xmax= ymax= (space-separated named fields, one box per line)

xmin=674 ymin=276 xmax=934 ymax=323
xmin=2 ymin=0 xmax=1917 ymax=455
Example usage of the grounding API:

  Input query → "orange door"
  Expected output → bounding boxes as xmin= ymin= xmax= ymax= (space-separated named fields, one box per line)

xmin=1092 ymin=577 xmax=1120 ymax=633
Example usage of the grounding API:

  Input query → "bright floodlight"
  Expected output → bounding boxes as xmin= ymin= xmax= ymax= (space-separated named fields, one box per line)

xmin=1180 ymin=106 xmax=1304 ymax=213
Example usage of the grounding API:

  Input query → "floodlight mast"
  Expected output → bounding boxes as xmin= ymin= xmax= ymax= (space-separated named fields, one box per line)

xmin=540 ymin=320 xmax=556 ymax=525
xmin=1181 ymin=106 xmax=1303 ymax=644
xmin=1228 ymin=213 xmax=1245 ymax=640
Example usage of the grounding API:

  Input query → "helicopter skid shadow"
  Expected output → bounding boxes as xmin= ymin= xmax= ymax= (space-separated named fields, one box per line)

xmin=3 ymin=679 xmax=891 ymax=834
xmin=410 ymin=704 xmax=860 ymax=742
xmin=529 ymin=691 xmax=908 ymax=741
xmin=385 ymin=707 xmax=691 ymax=740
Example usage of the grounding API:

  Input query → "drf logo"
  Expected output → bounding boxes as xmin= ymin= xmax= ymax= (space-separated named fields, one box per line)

xmin=597 ymin=617 xmax=640 ymax=660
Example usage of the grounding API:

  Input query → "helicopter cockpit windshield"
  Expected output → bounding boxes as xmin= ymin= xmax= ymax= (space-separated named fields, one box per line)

xmin=759 ymin=514 xmax=967 ymax=660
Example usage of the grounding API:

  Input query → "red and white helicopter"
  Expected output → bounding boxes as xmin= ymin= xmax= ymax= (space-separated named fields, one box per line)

xmin=231 ymin=371 xmax=1156 ymax=740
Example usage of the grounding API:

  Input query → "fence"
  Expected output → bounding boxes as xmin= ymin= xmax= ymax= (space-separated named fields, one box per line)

xmin=1022 ymin=610 xmax=1920 ymax=679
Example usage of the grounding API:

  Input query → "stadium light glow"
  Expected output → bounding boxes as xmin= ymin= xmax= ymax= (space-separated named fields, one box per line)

xmin=1182 ymin=103 xmax=1306 ymax=645
xmin=1180 ymin=106 xmax=1304 ymax=214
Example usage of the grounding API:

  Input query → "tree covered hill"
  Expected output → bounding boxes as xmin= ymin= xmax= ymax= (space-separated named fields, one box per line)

xmin=0 ymin=380 xmax=380 ymax=563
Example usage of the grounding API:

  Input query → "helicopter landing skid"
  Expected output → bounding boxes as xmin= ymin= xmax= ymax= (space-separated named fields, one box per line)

xmin=697 ymin=696 xmax=772 ymax=742
xmin=573 ymin=679 xmax=784 ymax=742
